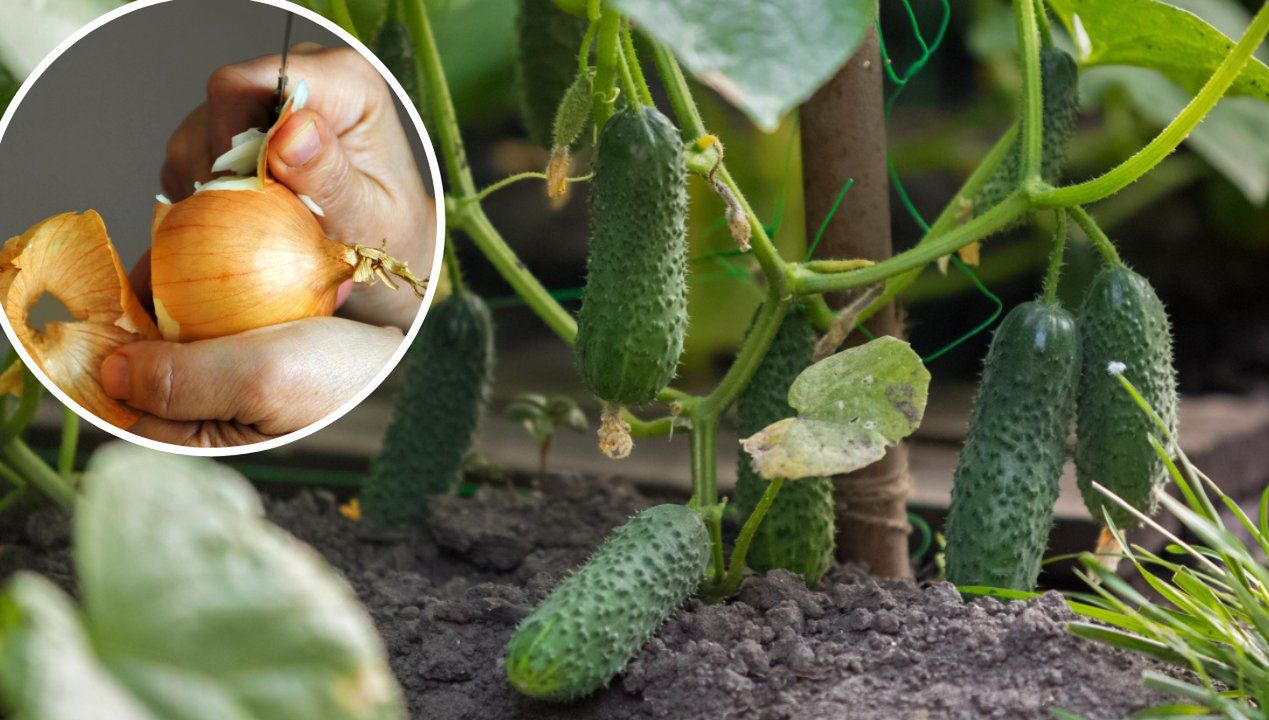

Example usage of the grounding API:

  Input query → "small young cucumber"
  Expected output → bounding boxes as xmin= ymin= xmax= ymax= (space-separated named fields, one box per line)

xmin=505 ymin=504 xmax=710 ymax=701
xmin=1075 ymin=266 xmax=1177 ymax=528
xmin=734 ymin=307 xmax=835 ymax=586
xmin=361 ymin=290 xmax=494 ymax=529
xmin=944 ymin=300 xmax=1080 ymax=590
xmin=975 ymin=48 xmax=1079 ymax=215
xmin=515 ymin=0 xmax=588 ymax=148
xmin=575 ymin=105 xmax=689 ymax=406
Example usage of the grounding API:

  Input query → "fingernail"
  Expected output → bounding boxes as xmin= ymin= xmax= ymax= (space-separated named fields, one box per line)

xmin=278 ymin=119 xmax=320 ymax=167
xmin=101 ymin=353 xmax=129 ymax=399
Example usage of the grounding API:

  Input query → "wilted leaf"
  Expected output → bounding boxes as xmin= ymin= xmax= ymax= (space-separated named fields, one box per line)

xmin=0 ymin=443 xmax=407 ymax=720
xmin=607 ymin=0 xmax=876 ymax=131
xmin=1046 ymin=0 xmax=1269 ymax=101
xmin=742 ymin=336 xmax=929 ymax=480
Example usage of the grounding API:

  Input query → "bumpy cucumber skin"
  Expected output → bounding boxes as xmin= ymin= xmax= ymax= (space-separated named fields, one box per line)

xmin=1075 ymin=266 xmax=1177 ymax=528
xmin=515 ymin=0 xmax=588 ymax=147
xmin=505 ymin=504 xmax=710 ymax=701
xmin=575 ymin=106 xmax=688 ymax=406
xmin=375 ymin=20 xmax=420 ymax=108
xmin=734 ymin=309 xmax=835 ymax=586
xmin=362 ymin=291 xmax=494 ymax=529
xmin=975 ymin=48 xmax=1079 ymax=214
xmin=945 ymin=301 xmax=1080 ymax=591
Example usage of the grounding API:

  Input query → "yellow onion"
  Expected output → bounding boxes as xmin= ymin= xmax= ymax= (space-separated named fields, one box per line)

xmin=150 ymin=80 xmax=426 ymax=342
xmin=0 ymin=211 xmax=160 ymax=428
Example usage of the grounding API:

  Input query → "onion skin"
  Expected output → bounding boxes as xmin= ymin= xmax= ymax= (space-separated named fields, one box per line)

xmin=150 ymin=181 xmax=354 ymax=342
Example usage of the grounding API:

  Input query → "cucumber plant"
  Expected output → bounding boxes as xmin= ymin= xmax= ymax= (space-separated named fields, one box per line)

xmin=315 ymin=0 xmax=1269 ymax=702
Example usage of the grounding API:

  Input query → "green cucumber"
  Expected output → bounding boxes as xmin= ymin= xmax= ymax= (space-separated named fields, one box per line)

xmin=375 ymin=19 xmax=420 ymax=109
xmin=575 ymin=105 xmax=688 ymax=406
xmin=515 ymin=0 xmax=588 ymax=147
xmin=734 ymin=307 xmax=835 ymax=586
xmin=1075 ymin=266 xmax=1177 ymax=528
xmin=506 ymin=503 xmax=710 ymax=700
xmin=944 ymin=300 xmax=1080 ymax=590
xmin=975 ymin=48 xmax=1079 ymax=214
xmin=361 ymin=290 xmax=495 ymax=529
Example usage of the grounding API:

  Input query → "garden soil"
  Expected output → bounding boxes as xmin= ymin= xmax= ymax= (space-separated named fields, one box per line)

xmin=1 ymin=473 xmax=1175 ymax=719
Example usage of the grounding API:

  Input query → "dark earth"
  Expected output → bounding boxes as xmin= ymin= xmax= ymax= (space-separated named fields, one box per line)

xmin=2 ymin=472 xmax=1176 ymax=719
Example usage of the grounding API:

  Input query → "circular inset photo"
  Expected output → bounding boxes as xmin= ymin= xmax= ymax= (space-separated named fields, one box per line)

xmin=0 ymin=0 xmax=443 ymax=454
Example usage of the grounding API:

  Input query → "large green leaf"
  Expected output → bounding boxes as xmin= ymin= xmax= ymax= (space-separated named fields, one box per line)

xmin=1084 ymin=65 xmax=1269 ymax=204
xmin=1046 ymin=0 xmax=1269 ymax=101
xmin=741 ymin=336 xmax=930 ymax=480
xmin=0 ymin=443 xmax=405 ymax=720
xmin=296 ymin=0 xmax=389 ymax=44
xmin=607 ymin=0 xmax=876 ymax=132
xmin=0 ymin=0 xmax=120 ymax=77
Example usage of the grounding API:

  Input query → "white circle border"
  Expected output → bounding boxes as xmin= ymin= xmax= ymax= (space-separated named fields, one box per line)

xmin=0 ymin=0 xmax=446 ymax=458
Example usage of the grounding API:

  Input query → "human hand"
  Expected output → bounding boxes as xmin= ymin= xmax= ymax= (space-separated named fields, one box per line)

xmin=100 ymin=317 xmax=404 ymax=447
xmin=146 ymin=44 xmax=434 ymax=331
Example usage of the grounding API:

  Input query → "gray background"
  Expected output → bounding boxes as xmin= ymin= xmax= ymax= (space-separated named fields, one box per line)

xmin=0 ymin=0 xmax=431 ymax=273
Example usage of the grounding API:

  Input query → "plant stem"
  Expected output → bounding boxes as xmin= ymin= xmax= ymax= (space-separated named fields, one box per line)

xmin=1033 ymin=0 xmax=1053 ymax=45
xmin=592 ymin=9 xmax=622 ymax=128
xmin=856 ymin=123 xmax=1019 ymax=324
xmin=1069 ymin=205 xmax=1123 ymax=266
xmin=792 ymin=192 xmax=1029 ymax=295
xmin=620 ymin=23 xmax=655 ymax=107
xmin=616 ymin=44 xmax=642 ymax=109
xmin=442 ymin=234 xmax=466 ymax=294
xmin=1033 ymin=0 xmax=1269 ymax=207
xmin=697 ymin=297 xmax=788 ymax=417
xmin=327 ymin=0 xmax=361 ymax=40
xmin=689 ymin=415 xmax=718 ymax=507
xmin=1042 ymin=209 xmax=1067 ymax=303
xmin=57 ymin=407 xmax=78 ymax=479
xmin=1014 ymin=0 xmax=1044 ymax=183
xmin=715 ymin=477 xmax=784 ymax=597
xmin=650 ymin=43 xmax=787 ymax=292
xmin=469 ymin=171 xmax=592 ymax=203
xmin=0 ymin=438 xmax=73 ymax=507
xmin=405 ymin=0 xmax=475 ymax=197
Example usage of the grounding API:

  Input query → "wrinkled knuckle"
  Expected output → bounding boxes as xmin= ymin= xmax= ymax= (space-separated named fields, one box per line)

xmin=144 ymin=353 xmax=179 ymax=418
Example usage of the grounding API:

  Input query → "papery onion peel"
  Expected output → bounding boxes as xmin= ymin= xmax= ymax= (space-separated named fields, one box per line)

xmin=0 ymin=211 xmax=160 ymax=428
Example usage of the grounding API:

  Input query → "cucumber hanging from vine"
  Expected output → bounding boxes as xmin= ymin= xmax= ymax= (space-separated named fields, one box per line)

xmin=515 ymin=0 xmax=589 ymax=148
xmin=734 ymin=307 xmax=835 ymax=587
xmin=943 ymin=300 xmax=1080 ymax=590
xmin=1075 ymin=266 xmax=1178 ymax=529
xmin=575 ymin=104 xmax=688 ymax=455
xmin=361 ymin=290 xmax=495 ymax=530
xmin=975 ymin=48 xmax=1080 ymax=215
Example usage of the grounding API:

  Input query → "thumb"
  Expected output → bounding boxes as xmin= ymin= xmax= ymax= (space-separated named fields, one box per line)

xmin=100 ymin=338 xmax=267 ymax=424
xmin=267 ymin=108 xmax=377 ymax=243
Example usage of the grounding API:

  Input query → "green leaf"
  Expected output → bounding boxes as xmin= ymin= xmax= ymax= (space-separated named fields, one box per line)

xmin=741 ymin=336 xmax=929 ymax=480
xmin=0 ymin=443 xmax=406 ymax=720
xmin=1046 ymin=0 xmax=1269 ymax=101
xmin=0 ymin=574 xmax=160 ymax=720
xmin=0 ymin=64 xmax=18 ymax=117
xmin=348 ymin=0 xmax=389 ymax=44
xmin=1083 ymin=66 xmax=1269 ymax=204
xmin=0 ymin=0 xmax=121 ymax=77
xmin=606 ymin=0 xmax=876 ymax=131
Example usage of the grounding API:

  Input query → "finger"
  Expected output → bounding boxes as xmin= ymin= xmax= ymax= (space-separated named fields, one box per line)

xmin=161 ymin=104 xmax=214 ymax=200
xmin=204 ymin=61 xmax=279 ymax=159
xmin=127 ymin=416 xmax=275 ymax=447
xmin=267 ymin=109 xmax=382 ymax=244
xmin=100 ymin=337 xmax=260 ymax=423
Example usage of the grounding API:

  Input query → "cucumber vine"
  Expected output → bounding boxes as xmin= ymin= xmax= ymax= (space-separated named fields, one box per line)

xmin=401 ymin=0 xmax=1269 ymax=597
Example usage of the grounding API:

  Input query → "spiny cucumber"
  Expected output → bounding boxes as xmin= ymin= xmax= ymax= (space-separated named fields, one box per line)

xmin=944 ymin=300 xmax=1080 ymax=590
xmin=361 ymin=290 xmax=494 ymax=530
xmin=975 ymin=48 xmax=1079 ymax=214
xmin=505 ymin=504 xmax=710 ymax=700
xmin=734 ymin=307 xmax=835 ymax=586
xmin=1075 ymin=266 xmax=1177 ymax=529
xmin=515 ymin=0 xmax=588 ymax=148
xmin=575 ymin=105 xmax=688 ymax=406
